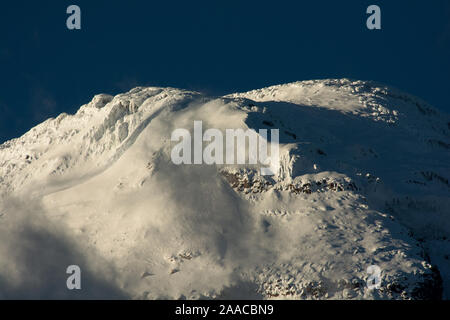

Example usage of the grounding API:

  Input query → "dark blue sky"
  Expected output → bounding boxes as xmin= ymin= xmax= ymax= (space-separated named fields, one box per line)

xmin=1 ymin=0 xmax=449 ymax=143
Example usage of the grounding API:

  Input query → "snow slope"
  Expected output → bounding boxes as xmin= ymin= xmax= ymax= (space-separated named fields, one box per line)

xmin=0 ymin=79 xmax=448 ymax=299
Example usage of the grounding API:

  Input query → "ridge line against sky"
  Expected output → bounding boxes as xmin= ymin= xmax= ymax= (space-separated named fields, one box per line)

xmin=0 ymin=0 xmax=449 ymax=143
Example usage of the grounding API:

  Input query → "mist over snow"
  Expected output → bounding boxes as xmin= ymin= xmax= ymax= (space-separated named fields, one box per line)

xmin=0 ymin=79 xmax=449 ymax=299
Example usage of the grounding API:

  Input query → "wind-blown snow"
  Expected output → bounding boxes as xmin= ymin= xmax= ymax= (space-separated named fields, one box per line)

xmin=0 ymin=79 xmax=448 ymax=299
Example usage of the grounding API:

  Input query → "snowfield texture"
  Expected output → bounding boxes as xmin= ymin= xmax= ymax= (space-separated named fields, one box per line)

xmin=0 ymin=79 xmax=448 ymax=299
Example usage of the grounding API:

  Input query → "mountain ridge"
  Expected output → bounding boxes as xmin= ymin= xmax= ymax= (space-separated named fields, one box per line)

xmin=0 ymin=79 xmax=448 ymax=299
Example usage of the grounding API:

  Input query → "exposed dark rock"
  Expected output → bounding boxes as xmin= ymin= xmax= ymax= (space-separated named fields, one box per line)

xmin=411 ymin=266 xmax=443 ymax=300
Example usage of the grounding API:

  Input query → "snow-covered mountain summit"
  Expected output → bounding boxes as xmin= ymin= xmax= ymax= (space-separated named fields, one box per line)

xmin=0 ymin=79 xmax=449 ymax=299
